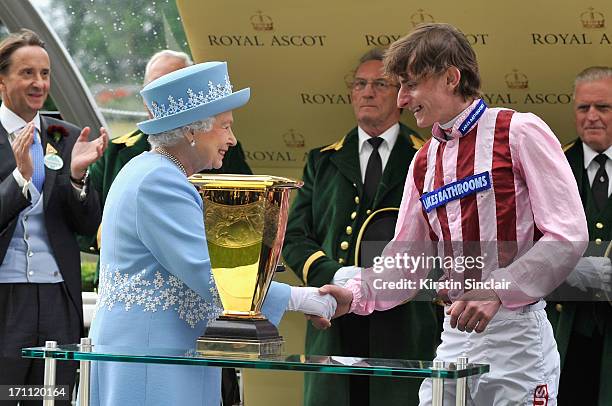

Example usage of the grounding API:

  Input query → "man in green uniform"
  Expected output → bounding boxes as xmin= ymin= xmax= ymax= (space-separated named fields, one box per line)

xmin=79 ymin=50 xmax=251 ymax=256
xmin=283 ymin=48 xmax=438 ymax=406
xmin=548 ymin=66 xmax=612 ymax=406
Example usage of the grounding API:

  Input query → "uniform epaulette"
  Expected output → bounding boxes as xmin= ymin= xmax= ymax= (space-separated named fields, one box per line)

xmin=320 ymin=136 xmax=346 ymax=152
xmin=111 ymin=130 xmax=143 ymax=147
xmin=562 ymin=140 xmax=576 ymax=153
xmin=409 ymin=134 xmax=426 ymax=150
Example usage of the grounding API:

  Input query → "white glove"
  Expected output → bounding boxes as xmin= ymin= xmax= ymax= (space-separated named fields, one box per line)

xmin=331 ymin=266 xmax=362 ymax=287
xmin=566 ymin=256 xmax=612 ymax=292
xmin=287 ymin=287 xmax=337 ymax=320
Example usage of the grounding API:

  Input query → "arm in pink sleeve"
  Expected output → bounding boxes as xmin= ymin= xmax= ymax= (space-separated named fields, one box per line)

xmin=490 ymin=113 xmax=588 ymax=308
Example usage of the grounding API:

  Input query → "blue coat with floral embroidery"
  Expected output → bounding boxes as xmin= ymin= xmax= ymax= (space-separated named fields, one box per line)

xmin=86 ymin=151 xmax=290 ymax=406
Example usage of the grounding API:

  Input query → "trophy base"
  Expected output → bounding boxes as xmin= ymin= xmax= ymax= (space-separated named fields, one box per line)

xmin=197 ymin=316 xmax=284 ymax=358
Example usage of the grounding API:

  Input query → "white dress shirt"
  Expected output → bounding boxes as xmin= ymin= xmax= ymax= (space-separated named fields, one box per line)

xmin=0 ymin=104 xmax=42 ymax=197
xmin=357 ymin=123 xmax=399 ymax=183
xmin=582 ymin=142 xmax=612 ymax=197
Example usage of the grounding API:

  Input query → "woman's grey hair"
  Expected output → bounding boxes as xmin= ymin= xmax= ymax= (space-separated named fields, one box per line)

xmin=148 ymin=116 xmax=215 ymax=148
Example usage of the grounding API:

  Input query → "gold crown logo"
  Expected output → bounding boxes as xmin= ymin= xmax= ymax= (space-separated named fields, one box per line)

xmin=283 ymin=129 xmax=305 ymax=148
xmin=344 ymin=69 xmax=356 ymax=89
xmin=411 ymin=9 xmax=435 ymax=28
xmin=580 ymin=7 xmax=605 ymax=29
xmin=505 ymin=69 xmax=529 ymax=89
xmin=251 ymin=10 xmax=274 ymax=31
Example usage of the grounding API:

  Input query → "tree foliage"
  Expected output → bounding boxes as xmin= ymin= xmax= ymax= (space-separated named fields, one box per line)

xmin=46 ymin=0 xmax=190 ymax=86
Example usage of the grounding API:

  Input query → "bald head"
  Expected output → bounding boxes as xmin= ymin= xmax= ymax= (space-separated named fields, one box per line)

xmin=144 ymin=50 xmax=193 ymax=85
xmin=143 ymin=51 xmax=193 ymax=117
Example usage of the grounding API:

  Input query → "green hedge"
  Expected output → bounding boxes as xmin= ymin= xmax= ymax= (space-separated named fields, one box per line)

xmin=81 ymin=262 xmax=97 ymax=292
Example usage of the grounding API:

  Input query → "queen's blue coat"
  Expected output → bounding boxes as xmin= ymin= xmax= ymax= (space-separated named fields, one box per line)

xmin=87 ymin=152 xmax=290 ymax=406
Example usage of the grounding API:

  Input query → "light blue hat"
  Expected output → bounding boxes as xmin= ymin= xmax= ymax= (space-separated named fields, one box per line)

xmin=137 ymin=61 xmax=250 ymax=134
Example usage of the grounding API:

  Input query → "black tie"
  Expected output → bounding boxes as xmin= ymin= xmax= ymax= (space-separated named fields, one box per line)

xmin=592 ymin=154 xmax=609 ymax=212
xmin=364 ymin=137 xmax=383 ymax=203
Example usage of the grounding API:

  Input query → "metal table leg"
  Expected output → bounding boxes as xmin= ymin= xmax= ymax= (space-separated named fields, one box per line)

xmin=43 ymin=340 xmax=57 ymax=406
xmin=79 ymin=337 xmax=93 ymax=406
xmin=455 ymin=356 xmax=468 ymax=406
xmin=432 ymin=359 xmax=444 ymax=406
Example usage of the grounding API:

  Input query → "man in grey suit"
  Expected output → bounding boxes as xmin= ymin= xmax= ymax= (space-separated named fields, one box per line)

xmin=0 ymin=29 xmax=107 ymax=405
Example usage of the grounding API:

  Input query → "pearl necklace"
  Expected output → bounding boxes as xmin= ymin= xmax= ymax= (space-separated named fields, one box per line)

xmin=154 ymin=147 xmax=187 ymax=175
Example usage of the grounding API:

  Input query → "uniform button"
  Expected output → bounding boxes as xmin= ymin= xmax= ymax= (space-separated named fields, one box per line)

xmin=354 ymin=196 xmax=360 ymax=204
xmin=338 ymin=258 xmax=345 ymax=264
xmin=340 ymin=241 xmax=349 ymax=250
xmin=444 ymin=176 xmax=451 ymax=183
xmin=28 ymin=271 xmax=34 ymax=276
xmin=352 ymin=183 xmax=357 ymax=188
xmin=27 ymin=251 xmax=33 ymax=257
xmin=23 ymin=215 xmax=28 ymax=221
xmin=351 ymin=212 xmax=357 ymax=220
xmin=346 ymin=226 xmax=353 ymax=235
xmin=89 ymin=247 xmax=96 ymax=252
xmin=555 ymin=303 xmax=563 ymax=313
xmin=596 ymin=222 xmax=604 ymax=229
xmin=53 ymin=271 xmax=59 ymax=276
xmin=596 ymin=238 xmax=603 ymax=245
xmin=366 ymin=209 xmax=372 ymax=215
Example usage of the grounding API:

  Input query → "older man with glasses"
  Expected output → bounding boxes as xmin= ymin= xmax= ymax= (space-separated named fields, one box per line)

xmin=283 ymin=48 xmax=438 ymax=406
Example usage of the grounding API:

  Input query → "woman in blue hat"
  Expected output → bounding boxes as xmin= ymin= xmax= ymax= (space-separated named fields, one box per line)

xmin=86 ymin=62 xmax=336 ymax=406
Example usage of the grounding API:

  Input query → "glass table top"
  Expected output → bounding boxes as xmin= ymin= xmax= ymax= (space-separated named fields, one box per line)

xmin=23 ymin=344 xmax=489 ymax=379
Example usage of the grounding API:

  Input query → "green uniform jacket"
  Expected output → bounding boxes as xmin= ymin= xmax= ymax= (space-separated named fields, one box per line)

xmin=283 ymin=125 xmax=438 ymax=406
xmin=547 ymin=139 xmax=612 ymax=406
xmin=78 ymin=129 xmax=252 ymax=255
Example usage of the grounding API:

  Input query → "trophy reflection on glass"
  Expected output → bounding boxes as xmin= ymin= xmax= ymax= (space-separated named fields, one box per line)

xmin=189 ymin=174 xmax=302 ymax=357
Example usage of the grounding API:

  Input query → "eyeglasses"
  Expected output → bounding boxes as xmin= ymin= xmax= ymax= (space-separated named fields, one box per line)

xmin=351 ymin=79 xmax=399 ymax=92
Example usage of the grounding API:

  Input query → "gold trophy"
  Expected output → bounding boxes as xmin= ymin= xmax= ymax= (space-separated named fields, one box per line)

xmin=189 ymin=174 xmax=302 ymax=357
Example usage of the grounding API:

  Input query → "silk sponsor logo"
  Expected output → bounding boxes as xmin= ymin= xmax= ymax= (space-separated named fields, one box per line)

xmin=420 ymin=172 xmax=491 ymax=213
xmin=533 ymin=384 xmax=549 ymax=406
xmin=208 ymin=11 xmax=327 ymax=47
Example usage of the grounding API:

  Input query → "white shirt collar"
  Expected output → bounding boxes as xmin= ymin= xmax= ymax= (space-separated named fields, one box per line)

xmin=0 ymin=103 xmax=42 ymax=135
xmin=582 ymin=142 xmax=612 ymax=169
xmin=439 ymin=110 xmax=463 ymax=130
xmin=357 ymin=123 xmax=400 ymax=153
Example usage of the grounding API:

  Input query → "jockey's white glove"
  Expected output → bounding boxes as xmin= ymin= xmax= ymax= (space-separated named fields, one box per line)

xmin=331 ymin=266 xmax=362 ymax=287
xmin=566 ymin=256 xmax=612 ymax=292
xmin=288 ymin=287 xmax=337 ymax=320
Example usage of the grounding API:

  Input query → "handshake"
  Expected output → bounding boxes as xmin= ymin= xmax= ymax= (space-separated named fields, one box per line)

xmin=287 ymin=266 xmax=361 ymax=329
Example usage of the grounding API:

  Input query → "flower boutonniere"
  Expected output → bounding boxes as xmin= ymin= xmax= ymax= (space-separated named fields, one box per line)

xmin=47 ymin=125 xmax=69 ymax=143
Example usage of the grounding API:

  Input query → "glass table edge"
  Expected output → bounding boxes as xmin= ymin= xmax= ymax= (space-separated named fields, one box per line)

xmin=22 ymin=347 xmax=489 ymax=379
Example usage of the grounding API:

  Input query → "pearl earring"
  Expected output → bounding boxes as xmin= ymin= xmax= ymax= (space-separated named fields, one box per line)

xmin=190 ymin=139 xmax=196 ymax=147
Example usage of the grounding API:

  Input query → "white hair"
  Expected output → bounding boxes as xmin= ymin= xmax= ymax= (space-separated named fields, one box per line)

xmin=148 ymin=116 xmax=216 ymax=148
xmin=144 ymin=50 xmax=193 ymax=82
xmin=573 ymin=66 xmax=612 ymax=98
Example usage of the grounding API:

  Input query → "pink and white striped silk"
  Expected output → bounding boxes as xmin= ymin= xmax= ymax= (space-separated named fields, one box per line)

xmin=346 ymin=100 xmax=588 ymax=312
